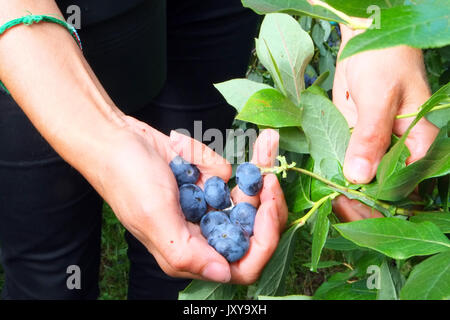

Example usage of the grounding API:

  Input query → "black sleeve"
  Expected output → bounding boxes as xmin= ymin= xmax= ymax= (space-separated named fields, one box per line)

xmin=55 ymin=0 xmax=146 ymax=26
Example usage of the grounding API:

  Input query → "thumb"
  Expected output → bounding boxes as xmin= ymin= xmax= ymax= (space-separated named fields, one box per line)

xmin=250 ymin=129 xmax=280 ymax=168
xmin=343 ymin=88 xmax=400 ymax=184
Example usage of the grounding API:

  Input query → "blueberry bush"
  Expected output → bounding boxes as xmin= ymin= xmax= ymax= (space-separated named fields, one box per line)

xmin=179 ymin=0 xmax=450 ymax=300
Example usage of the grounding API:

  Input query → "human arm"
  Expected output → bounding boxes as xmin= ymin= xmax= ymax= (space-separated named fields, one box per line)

xmin=0 ymin=0 xmax=286 ymax=283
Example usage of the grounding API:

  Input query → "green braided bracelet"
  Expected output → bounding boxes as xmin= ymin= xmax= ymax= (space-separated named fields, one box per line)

xmin=0 ymin=14 xmax=83 ymax=95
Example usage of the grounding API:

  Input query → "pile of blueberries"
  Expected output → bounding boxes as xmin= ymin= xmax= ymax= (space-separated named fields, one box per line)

xmin=169 ymin=156 xmax=263 ymax=262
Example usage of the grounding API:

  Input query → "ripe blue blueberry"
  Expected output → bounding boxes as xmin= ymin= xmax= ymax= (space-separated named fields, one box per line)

xmin=207 ymin=223 xmax=250 ymax=263
xmin=179 ymin=184 xmax=207 ymax=222
xmin=169 ymin=155 xmax=200 ymax=186
xmin=230 ymin=202 xmax=257 ymax=236
xmin=204 ymin=176 xmax=231 ymax=210
xmin=236 ymin=162 xmax=263 ymax=196
xmin=200 ymin=211 xmax=230 ymax=238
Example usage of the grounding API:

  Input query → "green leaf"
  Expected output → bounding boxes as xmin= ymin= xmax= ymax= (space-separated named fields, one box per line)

xmin=377 ymin=260 xmax=398 ymax=300
xmin=340 ymin=1 xmax=450 ymax=60
xmin=319 ymin=20 xmax=332 ymax=42
xmin=313 ymin=270 xmax=353 ymax=298
xmin=320 ymin=158 xmax=346 ymax=184
xmin=324 ymin=236 xmax=364 ymax=251
xmin=318 ymin=51 xmax=336 ymax=91
xmin=178 ymin=281 xmax=236 ymax=300
xmin=256 ymin=13 xmax=314 ymax=105
xmin=347 ymin=250 xmax=385 ymax=279
xmin=236 ymin=88 xmax=303 ymax=127
xmin=305 ymin=84 xmax=329 ymax=98
xmin=325 ymin=0 xmax=405 ymax=18
xmin=299 ymin=15 xmax=313 ymax=32
xmin=278 ymin=127 xmax=309 ymax=154
xmin=312 ymin=23 xmax=327 ymax=56
xmin=214 ymin=79 xmax=271 ymax=112
xmin=242 ymin=0 xmax=345 ymax=22
xmin=303 ymin=260 xmax=342 ymax=269
xmin=311 ymin=199 xmax=332 ymax=272
xmin=410 ymin=213 xmax=450 ymax=234
xmin=284 ymin=157 xmax=314 ymax=213
xmin=310 ymin=180 xmax=334 ymax=202
xmin=258 ymin=295 xmax=313 ymax=300
xmin=334 ymin=218 xmax=450 ymax=259
xmin=312 ymin=71 xmax=330 ymax=88
xmin=391 ymin=134 xmax=411 ymax=172
xmin=375 ymin=83 xmax=450 ymax=198
xmin=400 ymin=251 xmax=450 ymax=300
xmin=427 ymin=106 xmax=450 ymax=128
xmin=300 ymin=91 xmax=350 ymax=173
xmin=285 ymin=176 xmax=313 ymax=213
xmin=367 ymin=128 xmax=450 ymax=201
xmin=254 ymin=223 xmax=301 ymax=297
xmin=256 ymin=38 xmax=286 ymax=96
xmin=314 ymin=273 xmax=377 ymax=300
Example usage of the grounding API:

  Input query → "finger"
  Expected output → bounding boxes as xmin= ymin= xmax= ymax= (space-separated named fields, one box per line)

xmin=169 ymin=130 xmax=232 ymax=183
xmin=343 ymin=85 xmax=401 ymax=184
xmin=229 ymin=200 xmax=280 ymax=284
xmin=332 ymin=195 xmax=383 ymax=222
xmin=250 ymin=129 xmax=280 ymax=168
xmin=230 ymin=184 xmax=260 ymax=207
xmin=260 ymin=173 xmax=288 ymax=232
xmin=404 ymin=119 xmax=439 ymax=164
xmin=231 ymin=129 xmax=279 ymax=206
xmin=394 ymin=87 xmax=439 ymax=165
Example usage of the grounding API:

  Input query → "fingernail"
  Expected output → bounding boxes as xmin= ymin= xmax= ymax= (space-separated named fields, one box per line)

xmin=346 ymin=157 xmax=373 ymax=184
xmin=202 ymin=262 xmax=231 ymax=283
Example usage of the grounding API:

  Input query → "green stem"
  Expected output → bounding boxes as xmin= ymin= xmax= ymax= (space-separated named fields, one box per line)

xmin=287 ymin=167 xmax=427 ymax=217
xmin=394 ymin=209 xmax=443 ymax=215
xmin=290 ymin=167 xmax=352 ymax=194
xmin=396 ymin=103 xmax=450 ymax=119
xmin=291 ymin=192 xmax=339 ymax=227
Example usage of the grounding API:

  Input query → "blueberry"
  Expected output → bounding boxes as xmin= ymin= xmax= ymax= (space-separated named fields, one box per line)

xmin=169 ymin=155 xmax=200 ymax=186
xmin=204 ymin=176 xmax=231 ymax=210
xmin=179 ymin=184 xmax=207 ymax=222
xmin=236 ymin=162 xmax=263 ymax=196
xmin=200 ymin=211 xmax=230 ymax=238
xmin=207 ymin=223 xmax=250 ymax=262
xmin=230 ymin=202 xmax=257 ymax=236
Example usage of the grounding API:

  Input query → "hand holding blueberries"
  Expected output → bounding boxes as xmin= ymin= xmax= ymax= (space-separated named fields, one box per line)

xmin=169 ymin=128 xmax=288 ymax=284
xmin=78 ymin=113 xmax=287 ymax=285
xmin=172 ymin=159 xmax=260 ymax=263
